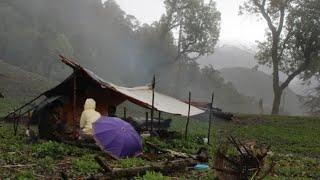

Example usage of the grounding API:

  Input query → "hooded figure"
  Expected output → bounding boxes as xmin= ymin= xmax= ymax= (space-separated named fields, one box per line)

xmin=80 ymin=98 xmax=101 ymax=136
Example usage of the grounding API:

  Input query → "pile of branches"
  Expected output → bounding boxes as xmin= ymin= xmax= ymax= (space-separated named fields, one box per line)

xmin=90 ymin=141 xmax=206 ymax=179
xmin=214 ymin=136 xmax=274 ymax=180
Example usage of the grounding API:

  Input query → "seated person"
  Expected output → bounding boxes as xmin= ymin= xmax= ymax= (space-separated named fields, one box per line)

xmin=80 ymin=98 xmax=101 ymax=139
xmin=107 ymin=105 xmax=117 ymax=117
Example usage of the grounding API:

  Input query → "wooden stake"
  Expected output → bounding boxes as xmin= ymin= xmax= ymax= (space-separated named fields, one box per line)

xmin=208 ymin=92 xmax=214 ymax=145
xmin=145 ymin=112 xmax=149 ymax=130
xmin=158 ymin=111 xmax=161 ymax=131
xmin=73 ymin=72 xmax=77 ymax=138
xmin=123 ymin=107 xmax=127 ymax=119
xmin=151 ymin=75 xmax=155 ymax=132
xmin=184 ymin=92 xmax=191 ymax=140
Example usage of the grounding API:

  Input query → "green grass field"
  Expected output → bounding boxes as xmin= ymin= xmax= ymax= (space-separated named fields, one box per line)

xmin=0 ymin=108 xmax=319 ymax=179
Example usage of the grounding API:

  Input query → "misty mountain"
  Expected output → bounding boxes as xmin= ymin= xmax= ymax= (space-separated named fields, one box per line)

xmin=198 ymin=44 xmax=258 ymax=69
xmin=0 ymin=0 xmax=260 ymax=114
xmin=0 ymin=60 xmax=57 ymax=98
xmin=197 ymin=44 xmax=312 ymax=96
xmin=220 ymin=67 xmax=304 ymax=115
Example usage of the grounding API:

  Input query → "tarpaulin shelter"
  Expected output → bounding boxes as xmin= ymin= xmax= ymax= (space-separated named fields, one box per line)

xmin=6 ymin=55 xmax=204 ymax=137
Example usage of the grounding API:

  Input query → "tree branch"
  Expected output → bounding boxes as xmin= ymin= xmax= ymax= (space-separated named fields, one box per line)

xmin=254 ymin=0 xmax=277 ymax=34
xmin=277 ymin=6 xmax=285 ymax=36
xmin=278 ymin=30 xmax=293 ymax=59
xmin=280 ymin=63 xmax=308 ymax=90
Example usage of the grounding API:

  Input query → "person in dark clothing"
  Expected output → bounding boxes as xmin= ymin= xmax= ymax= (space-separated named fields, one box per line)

xmin=107 ymin=105 xmax=117 ymax=117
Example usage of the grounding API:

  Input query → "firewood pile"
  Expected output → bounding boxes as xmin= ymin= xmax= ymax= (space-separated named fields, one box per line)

xmin=213 ymin=136 xmax=274 ymax=180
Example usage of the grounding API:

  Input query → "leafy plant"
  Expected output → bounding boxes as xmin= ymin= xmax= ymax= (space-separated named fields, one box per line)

xmin=15 ymin=170 xmax=35 ymax=180
xmin=71 ymin=155 xmax=101 ymax=176
xmin=135 ymin=171 xmax=170 ymax=180
xmin=116 ymin=157 xmax=147 ymax=169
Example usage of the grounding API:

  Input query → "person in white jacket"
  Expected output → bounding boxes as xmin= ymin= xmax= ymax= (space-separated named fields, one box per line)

xmin=80 ymin=98 xmax=101 ymax=138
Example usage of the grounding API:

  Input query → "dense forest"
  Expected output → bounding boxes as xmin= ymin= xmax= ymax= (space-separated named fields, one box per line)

xmin=0 ymin=0 xmax=258 ymax=113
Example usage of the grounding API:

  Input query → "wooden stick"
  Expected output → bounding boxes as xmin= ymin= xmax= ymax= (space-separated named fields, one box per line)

xmin=184 ymin=92 xmax=191 ymax=140
xmin=2 ymin=164 xmax=36 ymax=168
xmin=145 ymin=112 xmax=149 ymax=130
xmin=123 ymin=107 xmax=127 ymax=119
xmin=208 ymin=92 xmax=214 ymax=145
xmin=73 ymin=72 xmax=77 ymax=138
xmin=94 ymin=158 xmax=197 ymax=179
xmin=94 ymin=156 xmax=113 ymax=172
xmin=4 ymin=93 xmax=44 ymax=120
xmin=158 ymin=111 xmax=161 ymax=131
xmin=151 ymin=75 xmax=155 ymax=132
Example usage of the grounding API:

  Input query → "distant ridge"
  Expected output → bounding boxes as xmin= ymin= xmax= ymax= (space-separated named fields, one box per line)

xmin=0 ymin=60 xmax=58 ymax=98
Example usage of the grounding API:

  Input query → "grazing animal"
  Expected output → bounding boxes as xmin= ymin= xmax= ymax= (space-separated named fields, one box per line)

xmin=0 ymin=92 xmax=4 ymax=98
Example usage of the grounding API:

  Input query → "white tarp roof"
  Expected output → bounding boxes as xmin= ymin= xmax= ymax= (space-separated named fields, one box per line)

xmin=114 ymin=86 xmax=205 ymax=116
xmin=60 ymin=55 xmax=205 ymax=116
xmin=85 ymin=69 xmax=204 ymax=116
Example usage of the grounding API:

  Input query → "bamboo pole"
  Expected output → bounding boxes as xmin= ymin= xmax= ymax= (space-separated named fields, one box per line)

xmin=207 ymin=92 xmax=214 ymax=145
xmin=184 ymin=92 xmax=191 ymax=140
xmin=150 ymin=75 xmax=155 ymax=132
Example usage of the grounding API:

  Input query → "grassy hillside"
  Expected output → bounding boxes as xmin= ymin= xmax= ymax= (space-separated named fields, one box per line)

xmin=220 ymin=67 xmax=304 ymax=116
xmin=0 ymin=114 xmax=319 ymax=179
xmin=0 ymin=60 xmax=58 ymax=116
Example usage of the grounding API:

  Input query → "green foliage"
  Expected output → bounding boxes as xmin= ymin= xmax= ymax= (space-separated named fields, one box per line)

xmin=15 ymin=170 xmax=35 ymax=180
xmin=1 ymin=106 xmax=320 ymax=178
xmin=116 ymin=157 xmax=147 ymax=169
xmin=37 ymin=156 xmax=56 ymax=173
xmin=71 ymin=155 xmax=101 ymax=176
xmin=303 ymin=85 xmax=320 ymax=116
xmin=162 ymin=0 xmax=221 ymax=60
xmin=240 ymin=0 xmax=320 ymax=114
xmin=32 ymin=141 xmax=90 ymax=160
xmin=136 ymin=171 xmax=170 ymax=180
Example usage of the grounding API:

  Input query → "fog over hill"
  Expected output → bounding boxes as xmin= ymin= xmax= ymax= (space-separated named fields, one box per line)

xmin=0 ymin=60 xmax=58 ymax=98
xmin=220 ymin=67 xmax=304 ymax=115
xmin=197 ymin=44 xmax=311 ymax=96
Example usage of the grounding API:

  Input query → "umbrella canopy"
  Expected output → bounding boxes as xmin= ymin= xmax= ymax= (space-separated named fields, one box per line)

xmin=93 ymin=117 xmax=143 ymax=158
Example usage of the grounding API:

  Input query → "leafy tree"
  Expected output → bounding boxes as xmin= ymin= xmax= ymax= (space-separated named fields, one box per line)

xmin=303 ymin=84 xmax=320 ymax=116
xmin=240 ymin=0 xmax=320 ymax=114
xmin=160 ymin=0 xmax=221 ymax=61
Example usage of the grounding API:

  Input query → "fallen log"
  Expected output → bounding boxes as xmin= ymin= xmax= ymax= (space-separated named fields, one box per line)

xmin=94 ymin=158 xmax=198 ymax=179
xmin=145 ymin=141 xmax=195 ymax=159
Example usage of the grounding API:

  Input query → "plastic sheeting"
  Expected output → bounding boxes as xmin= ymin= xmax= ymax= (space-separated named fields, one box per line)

xmin=59 ymin=55 xmax=205 ymax=116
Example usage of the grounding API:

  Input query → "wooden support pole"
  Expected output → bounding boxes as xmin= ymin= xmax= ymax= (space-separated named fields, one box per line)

xmin=150 ymin=75 xmax=155 ymax=132
xmin=73 ymin=73 xmax=77 ymax=139
xmin=145 ymin=112 xmax=149 ymax=130
xmin=123 ymin=107 xmax=127 ymax=119
xmin=4 ymin=93 xmax=44 ymax=121
xmin=208 ymin=92 xmax=214 ymax=145
xmin=13 ymin=109 xmax=17 ymax=136
xmin=158 ymin=111 xmax=161 ymax=131
xmin=184 ymin=92 xmax=191 ymax=140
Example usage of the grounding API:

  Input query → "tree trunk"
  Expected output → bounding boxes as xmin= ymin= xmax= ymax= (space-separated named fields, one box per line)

xmin=271 ymin=31 xmax=281 ymax=115
xmin=271 ymin=87 xmax=283 ymax=115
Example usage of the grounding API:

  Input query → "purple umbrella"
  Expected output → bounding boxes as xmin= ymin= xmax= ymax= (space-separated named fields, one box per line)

xmin=93 ymin=117 xmax=143 ymax=158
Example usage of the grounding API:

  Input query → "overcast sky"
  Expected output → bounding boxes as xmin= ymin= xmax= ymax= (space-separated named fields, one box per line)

xmin=114 ymin=0 xmax=267 ymax=45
